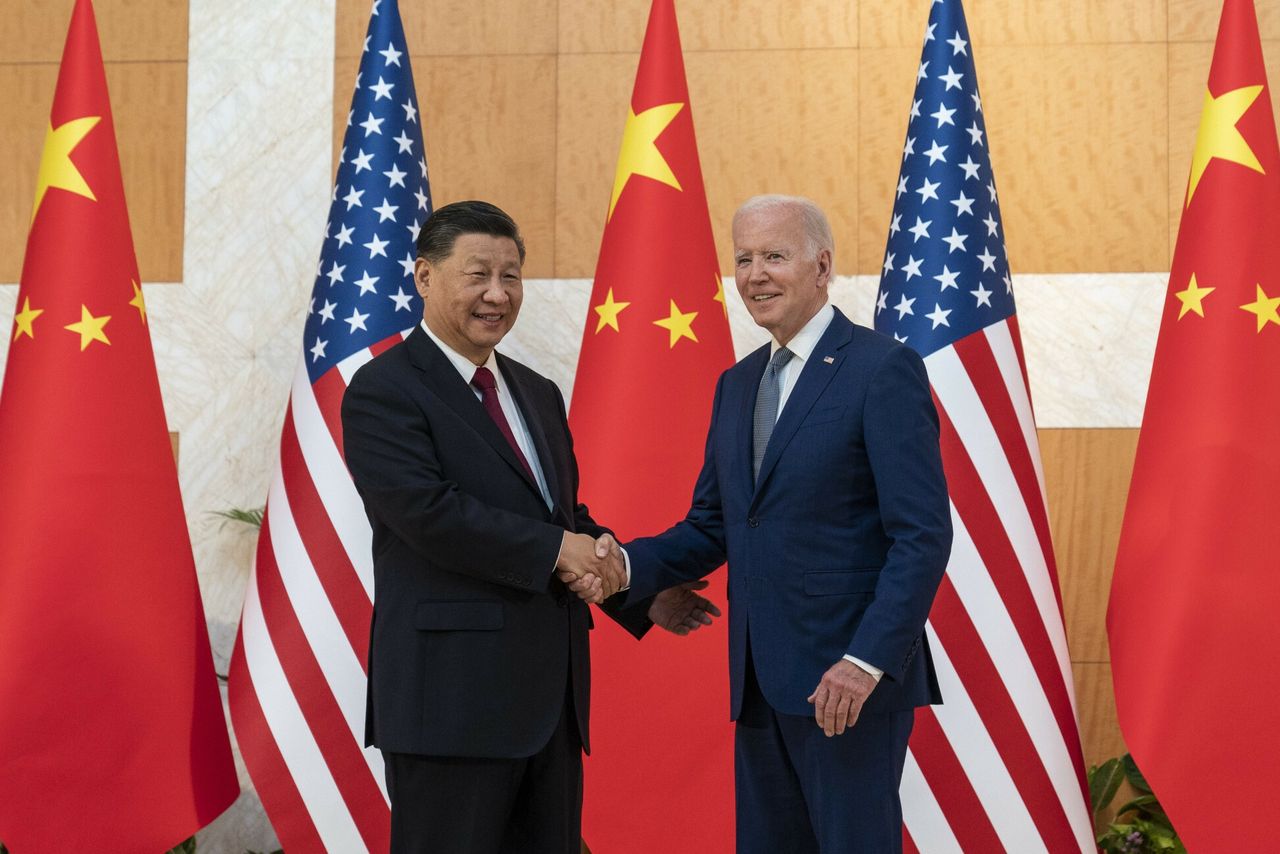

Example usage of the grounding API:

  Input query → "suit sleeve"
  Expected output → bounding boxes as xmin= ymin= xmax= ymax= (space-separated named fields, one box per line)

xmin=341 ymin=364 xmax=565 ymax=594
xmin=847 ymin=345 xmax=953 ymax=681
xmin=546 ymin=382 xmax=652 ymax=640
xmin=621 ymin=374 xmax=730 ymax=602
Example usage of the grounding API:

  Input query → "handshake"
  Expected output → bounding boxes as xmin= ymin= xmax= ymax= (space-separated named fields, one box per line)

xmin=555 ymin=531 xmax=627 ymax=604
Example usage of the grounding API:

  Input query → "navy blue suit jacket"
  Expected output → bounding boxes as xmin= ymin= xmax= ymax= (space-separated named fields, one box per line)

xmin=626 ymin=308 xmax=952 ymax=719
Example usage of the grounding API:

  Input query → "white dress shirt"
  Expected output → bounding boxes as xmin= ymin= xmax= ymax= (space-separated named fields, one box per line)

xmin=419 ymin=321 xmax=553 ymax=511
xmin=768 ymin=303 xmax=884 ymax=683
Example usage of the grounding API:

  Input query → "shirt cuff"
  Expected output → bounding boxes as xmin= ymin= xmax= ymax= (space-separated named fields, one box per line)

xmin=620 ymin=545 xmax=631 ymax=590
xmin=843 ymin=654 xmax=883 ymax=682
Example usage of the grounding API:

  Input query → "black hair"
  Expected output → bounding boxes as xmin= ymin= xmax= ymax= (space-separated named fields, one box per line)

xmin=415 ymin=200 xmax=526 ymax=264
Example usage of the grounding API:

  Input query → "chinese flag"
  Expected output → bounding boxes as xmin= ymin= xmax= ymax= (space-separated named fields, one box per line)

xmin=1108 ymin=1 xmax=1280 ymax=849
xmin=571 ymin=0 xmax=736 ymax=850
xmin=0 ymin=2 xmax=238 ymax=850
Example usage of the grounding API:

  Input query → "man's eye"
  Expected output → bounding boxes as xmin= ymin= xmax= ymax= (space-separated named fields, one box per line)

xmin=735 ymin=257 xmax=750 ymax=266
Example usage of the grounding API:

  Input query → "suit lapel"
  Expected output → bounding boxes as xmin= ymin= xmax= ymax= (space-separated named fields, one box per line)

xmin=736 ymin=344 xmax=771 ymax=502
xmin=498 ymin=354 xmax=563 ymax=510
xmin=405 ymin=328 xmax=544 ymax=499
xmin=753 ymin=310 xmax=854 ymax=498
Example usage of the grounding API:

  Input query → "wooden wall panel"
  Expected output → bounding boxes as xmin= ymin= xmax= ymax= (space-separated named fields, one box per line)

xmin=862 ymin=0 xmax=1166 ymax=48
xmin=336 ymin=0 xmax=557 ymax=58
xmin=555 ymin=49 xmax=860 ymax=279
xmin=1074 ymin=662 xmax=1128 ymax=767
xmin=557 ymin=0 xmax=857 ymax=54
xmin=0 ymin=61 xmax=186 ymax=283
xmin=1170 ymin=0 xmax=1280 ymax=41
xmin=1 ymin=0 xmax=187 ymax=62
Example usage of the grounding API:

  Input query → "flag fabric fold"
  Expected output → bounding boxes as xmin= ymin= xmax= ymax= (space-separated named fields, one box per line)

xmin=227 ymin=0 xmax=430 ymax=849
xmin=570 ymin=0 xmax=737 ymax=850
xmin=0 ymin=0 xmax=238 ymax=849
xmin=1109 ymin=1 xmax=1280 ymax=849
xmin=873 ymin=1 xmax=1093 ymax=850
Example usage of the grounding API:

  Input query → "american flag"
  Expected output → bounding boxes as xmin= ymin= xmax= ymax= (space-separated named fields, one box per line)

xmin=227 ymin=1 xmax=428 ymax=850
xmin=874 ymin=2 xmax=1093 ymax=851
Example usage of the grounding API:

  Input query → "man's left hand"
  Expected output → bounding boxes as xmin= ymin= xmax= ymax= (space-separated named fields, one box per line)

xmin=806 ymin=659 xmax=877 ymax=737
xmin=648 ymin=581 xmax=722 ymax=635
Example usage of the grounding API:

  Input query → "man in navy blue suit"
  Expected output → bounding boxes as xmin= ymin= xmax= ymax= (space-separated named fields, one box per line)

xmin=571 ymin=196 xmax=952 ymax=852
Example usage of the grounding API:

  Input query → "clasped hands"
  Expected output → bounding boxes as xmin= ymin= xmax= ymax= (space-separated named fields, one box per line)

xmin=555 ymin=531 xmax=627 ymax=604
xmin=555 ymin=532 xmax=722 ymax=635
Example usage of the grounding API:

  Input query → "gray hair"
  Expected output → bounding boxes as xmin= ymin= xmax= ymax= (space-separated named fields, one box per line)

xmin=733 ymin=195 xmax=835 ymax=262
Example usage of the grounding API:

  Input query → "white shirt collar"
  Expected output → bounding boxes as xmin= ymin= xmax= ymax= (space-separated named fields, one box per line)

xmin=771 ymin=302 xmax=835 ymax=364
xmin=419 ymin=319 xmax=500 ymax=386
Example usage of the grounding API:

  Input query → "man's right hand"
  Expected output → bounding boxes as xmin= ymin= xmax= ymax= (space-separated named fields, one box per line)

xmin=555 ymin=532 xmax=626 ymax=603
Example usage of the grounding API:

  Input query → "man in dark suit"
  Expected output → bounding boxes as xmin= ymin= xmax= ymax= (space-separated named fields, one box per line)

xmin=575 ymin=195 xmax=952 ymax=852
xmin=341 ymin=200 xmax=715 ymax=854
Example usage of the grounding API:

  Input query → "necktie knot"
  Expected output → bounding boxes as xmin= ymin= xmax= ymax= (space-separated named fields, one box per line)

xmin=471 ymin=366 xmax=497 ymax=392
xmin=769 ymin=346 xmax=795 ymax=373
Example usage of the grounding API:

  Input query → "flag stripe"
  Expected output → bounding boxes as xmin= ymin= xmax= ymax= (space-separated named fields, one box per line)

xmin=925 ymin=345 xmax=1075 ymax=699
xmin=985 ymin=321 xmax=1049 ymax=511
xmin=239 ymin=525 xmax=368 ymax=852
xmin=266 ymin=467 xmax=382 ymax=781
xmin=924 ymin=622 xmax=1048 ymax=850
xmin=907 ymin=709 xmax=1004 ymax=853
xmin=253 ymin=520 xmax=389 ymax=849
xmin=229 ymin=631 xmax=328 ymax=854
xmin=900 ymin=747 xmax=963 ymax=852
xmin=932 ymin=355 xmax=1086 ymax=770
xmin=290 ymin=360 xmax=376 ymax=599
xmin=944 ymin=504 xmax=1093 ymax=849
xmin=279 ymin=408 xmax=373 ymax=662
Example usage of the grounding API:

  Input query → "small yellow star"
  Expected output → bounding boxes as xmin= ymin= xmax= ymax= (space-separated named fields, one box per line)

xmin=608 ymin=102 xmax=684 ymax=220
xmin=13 ymin=297 xmax=44 ymax=342
xmin=653 ymin=299 xmax=698 ymax=348
xmin=64 ymin=305 xmax=111 ymax=350
xmin=1174 ymin=273 xmax=1215 ymax=319
xmin=1240 ymin=284 xmax=1280 ymax=332
xmin=713 ymin=276 xmax=728 ymax=318
xmin=32 ymin=115 xmax=101 ymax=222
xmin=1186 ymin=85 xmax=1265 ymax=206
xmin=593 ymin=287 xmax=631 ymax=333
xmin=129 ymin=279 xmax=147 ymax=325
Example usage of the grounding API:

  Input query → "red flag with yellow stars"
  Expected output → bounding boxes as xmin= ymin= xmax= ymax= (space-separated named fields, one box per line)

xmin=1109 ymin=1 xmax=1280 ymax=848
xmin=570 ymin=0 xmax=736 ymax=849
xmin=0 ymin=1 xmax=238 ymax=849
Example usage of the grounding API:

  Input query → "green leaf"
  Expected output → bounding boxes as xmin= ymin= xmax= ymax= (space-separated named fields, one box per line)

xmin=1114 ymin=793 xmax=1159 ymax=817
xmin=1088 ymin=756 xmax=1124 ymax=815
xmin=210 ymin=506 xmax=265 ymax=529
xmin=1121 ymin=752 xmax=1153 ymax=794
xmin=164 ymin=838 xmax=197 ymax=854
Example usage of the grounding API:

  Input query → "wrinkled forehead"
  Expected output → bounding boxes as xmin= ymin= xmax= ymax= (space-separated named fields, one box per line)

xmin=732 ymin=207 xmax=807 ymax=253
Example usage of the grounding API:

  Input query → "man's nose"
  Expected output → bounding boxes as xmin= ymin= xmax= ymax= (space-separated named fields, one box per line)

xmin=481 ymin=277 xmax=508 ymax=302
xmin=747 ymin=257 xmax=768 ymax=283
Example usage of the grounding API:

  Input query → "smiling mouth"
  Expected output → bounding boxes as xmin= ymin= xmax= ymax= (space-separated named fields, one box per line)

xmin=752 ymin=294 xmax=780 ymax=303
xmin=473 ymin=312 xmax=505 ymax=322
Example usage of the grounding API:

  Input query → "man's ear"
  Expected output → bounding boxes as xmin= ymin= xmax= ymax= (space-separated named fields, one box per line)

xmin=816 ymin=248 xmax=833 ymax=286
xmin=414 ymin=257 xmax=430 ymax=299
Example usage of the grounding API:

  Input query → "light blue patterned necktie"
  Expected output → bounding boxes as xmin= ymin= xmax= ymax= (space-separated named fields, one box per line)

xmin=752 ymin=346 xmax=795 ymax=482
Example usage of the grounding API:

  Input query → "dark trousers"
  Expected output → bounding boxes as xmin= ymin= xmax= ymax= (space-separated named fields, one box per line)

xmin=735 ymin=650 xmax=914 ymax=854
xmin=383 ymin=700 xmax=582 ymax=854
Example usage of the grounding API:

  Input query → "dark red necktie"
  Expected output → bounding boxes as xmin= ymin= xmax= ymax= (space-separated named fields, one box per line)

xmin=471 ymin=366 xmax=537 ymax=483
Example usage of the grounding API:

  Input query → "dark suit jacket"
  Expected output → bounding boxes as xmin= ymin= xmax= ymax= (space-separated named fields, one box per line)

xmin=626 ymin=308 xmax=952 ymax=719
xmin=341 ymin=326 xmax=648 ymax=759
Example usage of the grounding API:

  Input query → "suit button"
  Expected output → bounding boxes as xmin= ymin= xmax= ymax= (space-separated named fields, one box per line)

xmin=748 ymin=517 xmax=759 ymax=528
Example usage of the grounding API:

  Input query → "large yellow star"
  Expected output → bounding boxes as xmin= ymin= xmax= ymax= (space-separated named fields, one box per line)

xmin=593 ymin=287 xmax=631 ymax=333
xmin=1240 ymin=284 xmax=1280 ymax=332
xmin=64 ymin=305 xmax=111 ymax=350
xmin=653 ymin=299 xmax=698 ymax=348
xmin=129 ymin=279 xmax=147 ymax=325
xmin=12 ymin=297 xmax=43 ymax=342
xmin=1186 ymin=85 xmax=1265 ymax=206
xmin=608 ymin=102 xmax=684 ymax=220
xmin=1174 ymin=273 xmax=1215 ymax=319
xmin=32 ymin=115 xmax=102 ymax=222
xmin=713 ymin=276 xmax=728 ymax=318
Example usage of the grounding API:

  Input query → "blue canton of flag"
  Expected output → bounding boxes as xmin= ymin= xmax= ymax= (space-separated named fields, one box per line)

xmin=873 ymin=0 xmax=1013 ymax=355
xmin=304 ymin=0 xmax=431 ymax=381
